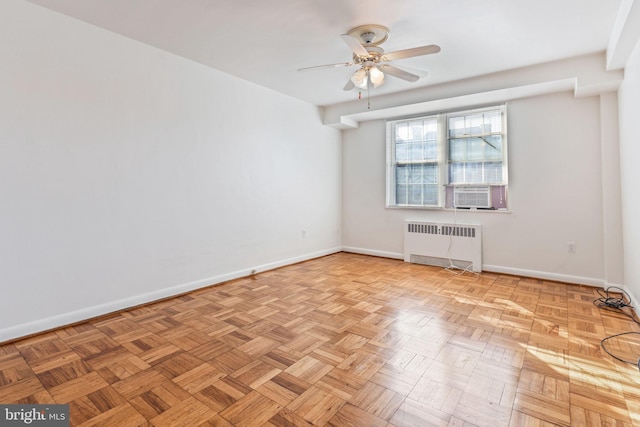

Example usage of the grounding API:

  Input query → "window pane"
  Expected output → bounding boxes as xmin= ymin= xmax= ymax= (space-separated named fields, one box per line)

xmin=409 ymin=123 xmax=424 ymax=142
xmin=449 ymin=139 xmax=464 ymax=161
xmin=465 ymin=162 xmax=483 ymax=182
xmin=398 ymin=118 xmax=437 ymax=143
xmin=484 ymin=136 xmax=502 ymax=159
xmin=396 ymin=165 xmax=408 ymax=184
xmin=449 ymin=116 xmax=465 ymax=137
xmin=424 ymin=141 xmax=438 ymax=161
xmin=395 ymin=142 xmax=408 ymax=162
xmin=408 ymin=185 xmax=422 ymax=205
xmin=409 ymin=165 xmax=422 ymax=184
xmin=486 ymin=110 xmax=502 ymax=133
xmin=466 ymin=114 xmax=484 ymax=135
xmin=423 ymin=119 xmax=438 ymax=138
xmin=395 ymin=122 xmax=409 ymax=141
xmin=424 ymin=164 xmax=438 ymax=184
xmin=466 ymin=137 xmax=484 ymax=160
xmin=410 ymin=142 xmax=423 ymax=161
xmin=396 ymin=184 xmax=408 ymax=204
xmin=450 ymin=161 xmax=503 ymax=184
xmin=449 ymin=163 xmax=464 ymax=183
xmin=484 ymin=162 xmax=503 ymax=183
xmin=422 ymin=185 xmax=438 ymax=205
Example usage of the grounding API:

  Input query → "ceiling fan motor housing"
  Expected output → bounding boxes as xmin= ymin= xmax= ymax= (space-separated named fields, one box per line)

xmin=346 ymin=24 xmax=390 ymax=47
xmin=360 ymin=32 xmax=377 ymax=44
xmin=354 ymin=46 xmax=384 ymax=64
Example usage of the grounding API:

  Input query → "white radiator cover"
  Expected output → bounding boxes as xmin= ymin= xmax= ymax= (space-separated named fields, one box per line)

xmin=404 ymin=221 xmax=483 ymax=272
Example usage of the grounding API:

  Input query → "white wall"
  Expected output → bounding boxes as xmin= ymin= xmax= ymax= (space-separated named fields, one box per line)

xmin=343 ymin=91 xmax=609 ymax=285
xmin=0 ymin=0 xmax=341 ymax=341
xmin=599 ymin=93 xmax=625 ymax=287
xmin=618 ymin=38 xmax=640 ymax=305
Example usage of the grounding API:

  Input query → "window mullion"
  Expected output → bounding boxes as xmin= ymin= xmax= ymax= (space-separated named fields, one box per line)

xmin=437 ymin=113 xmax=447 ymax=206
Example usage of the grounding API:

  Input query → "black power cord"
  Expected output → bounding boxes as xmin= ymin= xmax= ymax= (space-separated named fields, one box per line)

xmin=594 ymin=287 xmax=640 ymax=371
xmin=593 ymin=286 xmax=639 ymax=324
xmin=600 ymin=332 xmax=640 ymax=370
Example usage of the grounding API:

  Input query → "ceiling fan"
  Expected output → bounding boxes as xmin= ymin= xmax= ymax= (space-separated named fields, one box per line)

xmin=298 ymin=24 xmax=440 ymax=92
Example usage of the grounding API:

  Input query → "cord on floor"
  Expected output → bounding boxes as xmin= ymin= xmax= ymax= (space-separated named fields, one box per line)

xmin=593 ymin=286 xmax=639 ymax=324
xmin=594 ymin=286 xmax=640 ymax=371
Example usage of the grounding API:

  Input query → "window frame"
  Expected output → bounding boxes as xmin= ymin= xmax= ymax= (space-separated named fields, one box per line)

xmin=386 ymin=104 xmax=508 ymax=210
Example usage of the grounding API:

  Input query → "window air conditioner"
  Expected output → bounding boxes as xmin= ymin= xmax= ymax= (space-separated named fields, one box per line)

xmin=453 ymin=185 xmax=492 ymax=208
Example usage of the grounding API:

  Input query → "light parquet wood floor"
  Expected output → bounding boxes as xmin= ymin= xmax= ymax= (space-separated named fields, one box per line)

xmin=1 ymin=253 xmax=639 ymax=426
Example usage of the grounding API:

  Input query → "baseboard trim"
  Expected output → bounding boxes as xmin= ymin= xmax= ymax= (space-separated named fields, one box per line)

xmin=482 ymin=264 xmax=604 ymax=287
xmin=0 ymin=247 xmax=342 ymax=343
xmin=341 ymin=249 xmax=608 ymax=287
xmin=341 ymin=246 xmax=404 ymax=260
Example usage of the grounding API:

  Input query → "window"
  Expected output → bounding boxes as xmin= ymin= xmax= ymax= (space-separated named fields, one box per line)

xmin=392 ymin=117 xmax=439 ymax=206
xmin=387 ymin=105 xmax=508 ymax=209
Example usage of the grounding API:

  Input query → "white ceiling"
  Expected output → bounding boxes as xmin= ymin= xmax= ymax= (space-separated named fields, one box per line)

xmin=25 ymin=0 xmax=623 ymax=107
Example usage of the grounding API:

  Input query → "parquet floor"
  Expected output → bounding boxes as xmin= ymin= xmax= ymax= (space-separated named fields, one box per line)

xmin=1 ymin=253 xmax=639 ymax=426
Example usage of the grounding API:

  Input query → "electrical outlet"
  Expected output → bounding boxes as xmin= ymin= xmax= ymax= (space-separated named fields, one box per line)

xmin=568 ymin=242 xmax=576 ymax=253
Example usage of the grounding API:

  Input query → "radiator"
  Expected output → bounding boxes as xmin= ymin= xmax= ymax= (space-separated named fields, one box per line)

xmin=404 ymin=221 xmax=482 ymax=272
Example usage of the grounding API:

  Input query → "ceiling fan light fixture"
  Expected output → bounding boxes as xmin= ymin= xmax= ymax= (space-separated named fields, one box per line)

xmin=369 ymin=66 xmax=384 ymax=87
xmin=351 ymin=68 xmax=368 ymax=89
xmin=351 ymin=66 xmax=385 ymax=90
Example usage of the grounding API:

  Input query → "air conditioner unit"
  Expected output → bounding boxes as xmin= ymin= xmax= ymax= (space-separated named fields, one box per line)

xmin=454 ymin=185 xmax=492 ymax=208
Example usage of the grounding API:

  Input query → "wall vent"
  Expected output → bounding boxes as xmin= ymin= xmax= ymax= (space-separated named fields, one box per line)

xmin=409 ymin=254 xmax=473 ymax=271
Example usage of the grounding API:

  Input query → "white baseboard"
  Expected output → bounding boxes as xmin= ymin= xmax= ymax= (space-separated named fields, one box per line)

xmin=341 ymin=246 xmax=404 ymax=260
xmin=482 ymin=264 xmax=605 ymax=287
xmin=341 ymin=249 xmax=610 ymax=288
xmin=0 ymin=247 xmax=341 ymax=343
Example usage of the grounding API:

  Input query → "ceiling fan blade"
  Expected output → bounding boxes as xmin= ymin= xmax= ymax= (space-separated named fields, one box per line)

xmin=297 ymin=62 xmax=353 ymax=72
xmin=340 ymin=34 xmax=370 ymax=58
xmin=383 ymin=44 xmax=441 ymax=61
xmin=380 ymin=64 xmax=426 ymax=82
xmin=343 ymin=79 xmax=355 ymax=91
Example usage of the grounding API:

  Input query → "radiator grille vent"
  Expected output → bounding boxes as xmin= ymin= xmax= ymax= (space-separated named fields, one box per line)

xmin=407 ymin=223 xmax=476 ymax=238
